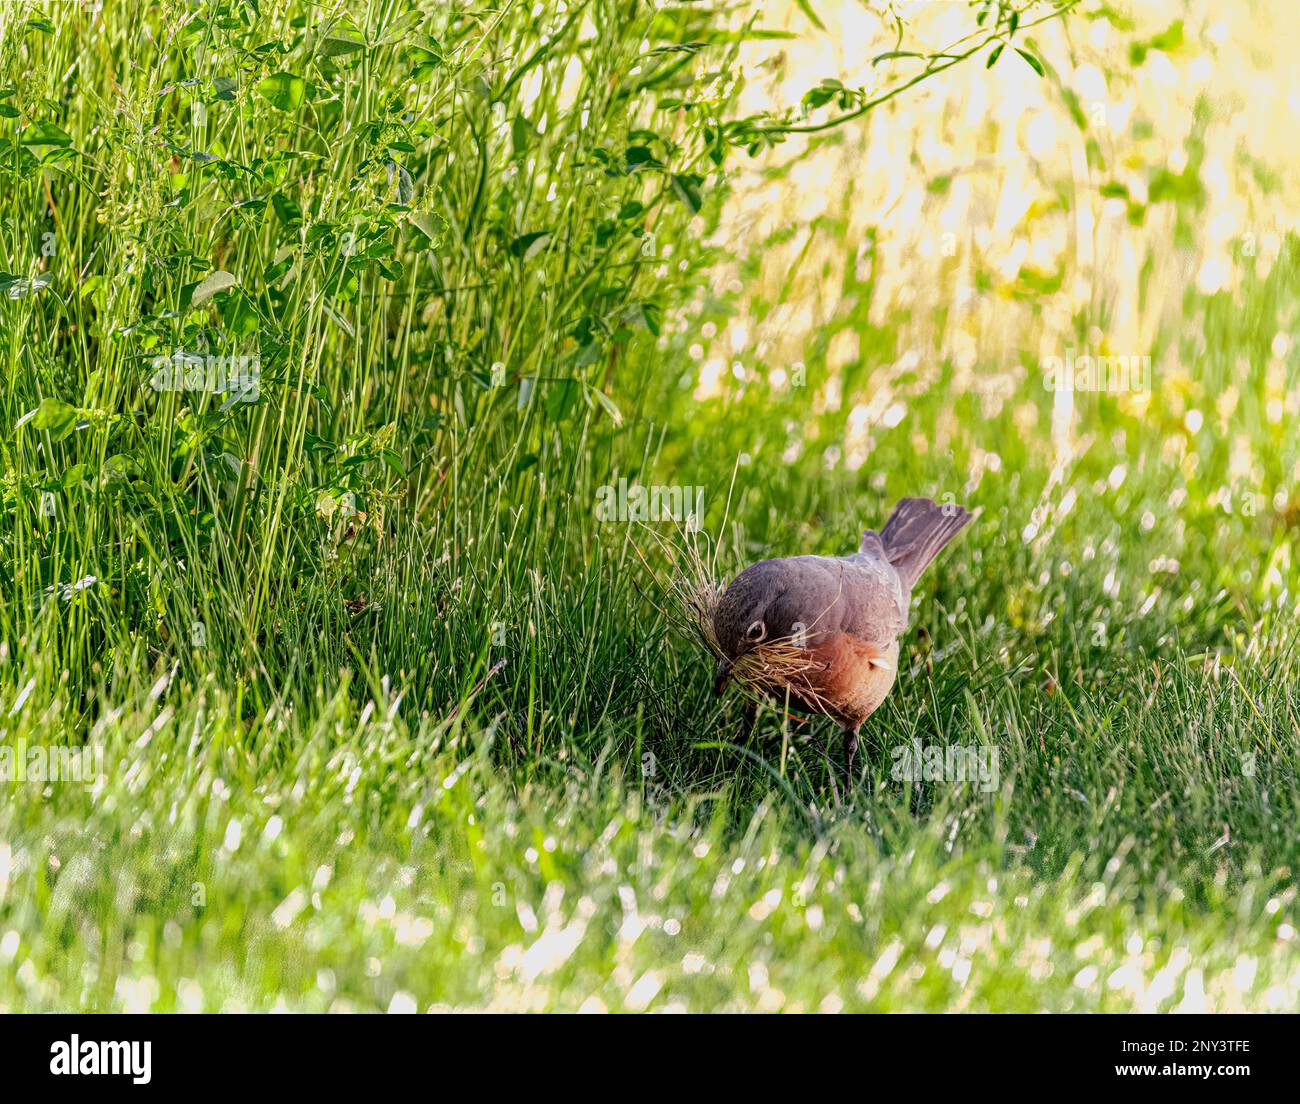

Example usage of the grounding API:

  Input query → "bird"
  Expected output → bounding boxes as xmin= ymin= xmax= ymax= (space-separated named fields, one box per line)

xmin=710 ymin=497 xmax=973 ymax=776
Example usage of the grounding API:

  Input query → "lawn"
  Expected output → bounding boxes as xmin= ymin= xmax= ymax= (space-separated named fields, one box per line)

xmin=1 ymin=0 xmax=1298 ymax=1012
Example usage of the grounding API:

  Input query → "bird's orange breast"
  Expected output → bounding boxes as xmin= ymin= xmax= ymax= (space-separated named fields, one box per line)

xmin=755 ymin=633 xmax=900 ymax=729
xmin=806 ymin=633 xmax=900 ymax=728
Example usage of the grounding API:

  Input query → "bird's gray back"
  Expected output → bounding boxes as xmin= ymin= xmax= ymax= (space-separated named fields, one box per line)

xmin=760 ymin=550 xmax=909 ymax=644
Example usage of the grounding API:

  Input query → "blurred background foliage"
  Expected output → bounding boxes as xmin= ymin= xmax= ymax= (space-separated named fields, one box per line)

xmin=657 ymin=0 xmax=1299 ymax=582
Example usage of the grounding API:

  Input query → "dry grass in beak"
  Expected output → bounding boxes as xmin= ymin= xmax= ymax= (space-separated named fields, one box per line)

xmin=724 ymin=634 xmax=837 ymax=715
xmin=666 ymin=538 xmax=836 ymax=714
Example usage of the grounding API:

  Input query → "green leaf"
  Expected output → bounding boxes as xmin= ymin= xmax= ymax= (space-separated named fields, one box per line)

xmin=272 ymin=192 xmax=304 ymax=230
xmin=872 ymin=51 xmax=926 ymax=65
xmin=588 ymin=386 xmax=623 ymax=427
xmin=396 ymin=165 xmax=414 ymax=206
xmin=17 ymin=397 xmax=78 ymax=441
xmin=264 ymin=254 xmax=294 ymax=286
xmin=1060 ymin=87 xmax=1088 ymax=130
xmin=19 ymin=121 xmax=72 ymax=148
xmin=801 ymin=79 xmax=846 ymax=111
xmin=1148 ymin=20 xmax=1184 ymax=52
xmin=1015 ymin=49 xmax=1044 ymax=77
xmin=380 ymin=449 xmax=408 ymax=478
xmin=407 ymin=46 xmax=443 ymax=81
xmin=317 ymin=23 xmax=367 ymax=58
xmin=986 ymin=44 xmax=1004 ymax=68
xmin=545 ymin=379 xmax=579 ymax=420
xmin=221 ymin=289 xmax=261 ymax=338
xmin=511 ymin=113 xmax=541 ymax=156
xmin=670 ymin=174 xmax=703 ymax=214
xmin=410 ymin=212 xmax=440 ymax=243
xmin=793 ymin=0 xmax=826 ymax=33
xmin=377 ymin=11 xmax=423 ymax=46
xmin=623 ymin=301 xmax=662 ymax=336
xmin=257 ymin=73 xmax=306 ymax=112
xmin=569 ymin=343 xmax=601 ymax=368
xmin=625 ymin=146 xmax=662 ymax=171
xmin=0 ymin=272 xmax=52 ymax=299
xmin=510 ymin=231 xmax=551 ymax=261
xmin=191 ymin=270 xmax=238 ymax=306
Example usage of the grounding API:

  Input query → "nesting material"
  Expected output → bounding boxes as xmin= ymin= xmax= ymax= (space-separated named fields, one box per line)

xmin=670 ymin=541 xmax=835 ymax=715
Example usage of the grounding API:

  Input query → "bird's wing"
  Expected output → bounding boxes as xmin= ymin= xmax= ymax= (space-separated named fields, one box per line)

xmin=837 ymin=547 xmax=909 ymax=643
xmin=764 ymin=554 xmax=907 ymax=645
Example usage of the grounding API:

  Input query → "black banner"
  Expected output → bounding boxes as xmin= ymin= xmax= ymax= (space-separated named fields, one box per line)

xmin=0 ymin=1013 xmax=1292 ymax=1090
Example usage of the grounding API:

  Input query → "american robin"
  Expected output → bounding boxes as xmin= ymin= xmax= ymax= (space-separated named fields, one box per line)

xmin=711 ymin=497 xmax=973 ymax=773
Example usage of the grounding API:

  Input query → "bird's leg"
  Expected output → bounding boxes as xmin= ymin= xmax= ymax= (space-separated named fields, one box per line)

xmin=842 ymin=724 xmax=861 ymax=784
xmin=741 ymin=699 xmax=758 ymax=741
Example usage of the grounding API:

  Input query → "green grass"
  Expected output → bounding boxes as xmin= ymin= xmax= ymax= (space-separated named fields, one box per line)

xmin=1 ymin=1 xmax=1298 ymax=1011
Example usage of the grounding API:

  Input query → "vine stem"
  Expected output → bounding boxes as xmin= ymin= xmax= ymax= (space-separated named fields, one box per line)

xmin=756 ymin=1 xmax=1082 ymax=138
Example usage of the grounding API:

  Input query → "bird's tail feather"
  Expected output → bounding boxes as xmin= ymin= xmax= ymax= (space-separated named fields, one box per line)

xmin=876 ymin=497 xmax=973 ymax=589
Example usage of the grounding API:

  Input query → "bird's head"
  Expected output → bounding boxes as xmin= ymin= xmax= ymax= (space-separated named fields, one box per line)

xmin=710 ymin=561 xmax=800 ymax=694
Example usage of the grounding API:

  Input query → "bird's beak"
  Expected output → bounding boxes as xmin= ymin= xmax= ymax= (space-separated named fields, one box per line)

xmin=713 ymin=658 xmax=733 ymax=696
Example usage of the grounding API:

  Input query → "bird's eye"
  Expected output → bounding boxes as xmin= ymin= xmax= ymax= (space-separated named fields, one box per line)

xmin=745 ymin=620 xmax=767 ymax=642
